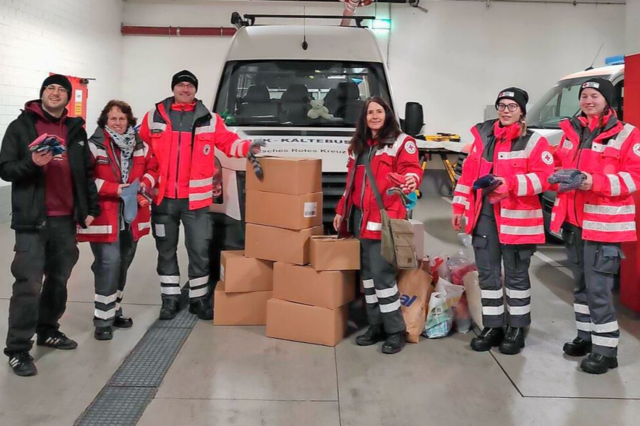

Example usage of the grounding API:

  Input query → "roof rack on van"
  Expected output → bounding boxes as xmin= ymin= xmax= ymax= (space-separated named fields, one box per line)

xmin=231 ymin=12 xmax=377 ymax=29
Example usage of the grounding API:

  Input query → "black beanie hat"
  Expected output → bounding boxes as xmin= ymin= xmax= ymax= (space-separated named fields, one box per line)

xmin=171 ymin=70 xmax=198 ymax=92
xmin=579 ymin=77 xmax=614 ymax=106
xmin=495 ymin=87 xmax=529 ymax=116
xmin=40 ymin=74 xmax=72 ymax=103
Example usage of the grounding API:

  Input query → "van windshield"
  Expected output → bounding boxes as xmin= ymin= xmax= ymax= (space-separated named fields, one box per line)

xmin=528 ymin=76 xmax=608 ymax=129
xmin=213 ymin=60 xmax=392 ymax=127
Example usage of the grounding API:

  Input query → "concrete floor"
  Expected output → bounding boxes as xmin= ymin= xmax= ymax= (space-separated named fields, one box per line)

xmin=1 ymin=196 xmax=640 ymax=426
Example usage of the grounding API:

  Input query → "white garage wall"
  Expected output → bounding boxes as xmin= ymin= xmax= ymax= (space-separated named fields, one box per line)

xmin=122 ymin=1 xmax=625 ymax=139
xmin=627 ymin=0 xmax=640 ymax=54
xmin=390 ymin=2 xmax=625 ymax=137
xmin=0 ymin=0 xmax=125 ymax=187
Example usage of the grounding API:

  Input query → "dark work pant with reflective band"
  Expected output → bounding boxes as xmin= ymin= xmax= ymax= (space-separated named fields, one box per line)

xmin=5 ymin=216 xmax=79 ymax=356
xmin=353 ymin=209 xmax=405 ymax=334
xmin=90 ymin=226 xmax=138 ymax=327
xmin=152 ymin=198 xmax=212 ymax=301
xmin=473 ymin=212 xmax=535 ymax=328
xmin=562 ymin=224 xmax=620 ymax=357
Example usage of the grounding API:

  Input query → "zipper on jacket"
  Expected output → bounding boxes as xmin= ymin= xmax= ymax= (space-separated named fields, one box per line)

xmin=359 ymin=146 xmax=374 ymax=233
xmin=176 ymin=106 xmax=184 ymax=198
xmin=572 ymin=146 xmax=585 ymax=226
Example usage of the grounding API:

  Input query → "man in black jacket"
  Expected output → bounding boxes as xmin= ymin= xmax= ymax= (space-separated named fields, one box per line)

xmin=0 ymin=75 xmax=100 ymax=377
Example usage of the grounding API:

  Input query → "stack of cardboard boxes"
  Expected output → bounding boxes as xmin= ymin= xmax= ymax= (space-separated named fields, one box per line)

xmin=214 ymin=157 xmax=361 ymax=347
xmin=213 ymin=251 xmax=273 ymax=325
xmin=214 ymin=157 xmax=323 ymax=325
xmin=267 ymin=236 xmax=360 ymax=346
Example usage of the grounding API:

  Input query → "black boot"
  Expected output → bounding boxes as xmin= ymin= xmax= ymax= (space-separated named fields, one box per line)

xmin=159 ymin=298 xmax=180 ymax=320
xmin=470 ymin=327 xmax=504 ymax=352
xmin=189 ymin=299 xmax=213 ymax=320
xmin=499 ymin=326 xmax=525 ymax=355
xmin=563 ymin=337 xmax=592 ymax=357
xmin=113 ymin=315 xmax=133 ymax=328
xmin=355 ymin=325 xmax=385 ymax=346
xmin=94 ymin=326 xmax=113 ymax=341
xmin=580 ymin=353 xmax=618 ymax=374
xmin=382 ymin=332 xmax=406 ymax=355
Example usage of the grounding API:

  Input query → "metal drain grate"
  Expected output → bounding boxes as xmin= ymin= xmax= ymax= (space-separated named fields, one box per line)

xmin=75 ymin=289 xmax=200 ymax=426
xmin=73 ymin=387 xmax=157 ymax=426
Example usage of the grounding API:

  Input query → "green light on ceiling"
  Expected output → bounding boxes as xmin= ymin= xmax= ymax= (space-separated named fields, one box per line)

xmin=372 ymin=19 xmax=391 ymax=30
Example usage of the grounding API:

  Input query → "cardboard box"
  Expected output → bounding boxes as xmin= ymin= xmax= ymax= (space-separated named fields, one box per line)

xmin=245 ymin=157 xmax=322 ymax=195
xmin=273 ymin=263 xmax=356 ymax=309
xmin=213 ymin=282 xmax=272 ymax=325
xmin=220 ymin=251 xmax=274 ymax=293
xmin=310 ymin=236 xmax=360 ymax=271
xmin=245 ymin=224 xmax=324 ymax=265
xmin=246 ymin=191 xmax=323 ymax=230
xmin=266 ymin=299 xmax=348 ymax=347
xmin=409 ymin=219 xmax=425 ymax=260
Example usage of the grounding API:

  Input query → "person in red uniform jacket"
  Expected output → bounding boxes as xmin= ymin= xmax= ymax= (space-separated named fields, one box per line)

xmin=550 ymin=78 xmax=640 ymax=374
xmin=452 ymin=88 xmax=553 ymax=355
xmin=139 ymin=70 xmax=261 ymax=321
xmin=334 ymin=97 xmax=422 ymax=354
xmin=78 ymin=100 xmax=159 ymax=341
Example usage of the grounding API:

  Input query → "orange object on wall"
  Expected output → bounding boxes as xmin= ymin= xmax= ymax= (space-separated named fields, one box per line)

xmin=50 ymin=73 xmax=89 ymax=121
xmin=620 ymin=52 xmax=640 ymax=313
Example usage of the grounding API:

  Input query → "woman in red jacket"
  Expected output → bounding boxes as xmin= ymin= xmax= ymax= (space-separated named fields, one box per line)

xmin=334 ymin=97 xmax=422 ymax=354
xmin=78 ymin=100 xmax=159 ymax=341
xmin=452 ymin=88 xmax=553 ymax=355
xmin=550 ymin=78 xmax=640 ymax=374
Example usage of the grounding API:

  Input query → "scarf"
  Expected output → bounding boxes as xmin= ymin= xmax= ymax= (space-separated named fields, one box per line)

xmin=105 ymin=126 xmax=137 ymax=183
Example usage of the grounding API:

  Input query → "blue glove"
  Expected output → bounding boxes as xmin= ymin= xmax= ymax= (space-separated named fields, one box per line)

xmin=473 ymin=174 xmax=502 ymax=197
xmin=120 ymin=179 xmax=140 ymax=224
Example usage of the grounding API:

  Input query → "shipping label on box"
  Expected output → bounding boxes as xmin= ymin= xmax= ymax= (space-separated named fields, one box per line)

xmin=310 ymin=236 xmax=360 ymax=271
xmin=246 ymin=191 xmax=323 ymax=230
xmin=213 ymin=282 xmax=272 ymax=325
xmin=245 ymin=224 xmax=324 ymax=265
xmin=220 ymin=251 xmax=274 ymax=293
xmin=246 ymin=157 xmax=322 ymax=195
xmin=266 ymin=299 xmax=348 ymax=347
xmin=273 ymin=263 xmax=355 ymax=309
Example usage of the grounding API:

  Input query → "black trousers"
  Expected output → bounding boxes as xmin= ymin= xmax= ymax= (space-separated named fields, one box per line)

xmin=5 ymin=216 xmax=79 ymax=356
xmin=152 ymin=198 xmax=212 ymax=301
xmin=352 ymin=209 xmax=405 ymax=334
xmin=473 ymin=213 xmax=535 ymax=328
xmin=90 ymin=226 xmax=138 ymax=327
xmin=563 ymin=224 xmax=621 ymax=357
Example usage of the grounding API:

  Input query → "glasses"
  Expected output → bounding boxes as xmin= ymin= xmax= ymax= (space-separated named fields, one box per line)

xmin=44 ymin=85 xmax=68 ymax=94
xmin=175 ymin=82 xmax=195 ymax=89
xmin=496 ymin=103 xmax=519 ymax=112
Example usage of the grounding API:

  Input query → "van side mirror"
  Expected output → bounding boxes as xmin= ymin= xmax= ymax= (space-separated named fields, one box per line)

xmin=403 ymin=102 xmax=424 ymax=136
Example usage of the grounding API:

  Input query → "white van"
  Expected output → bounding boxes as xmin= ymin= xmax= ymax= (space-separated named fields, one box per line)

xmin=526 ymin=64 xmax=625 ymax=239
xmin=207 ymin=15 xmax=424 ymax=258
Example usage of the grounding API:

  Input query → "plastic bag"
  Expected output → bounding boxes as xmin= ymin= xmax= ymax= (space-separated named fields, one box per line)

xmin=428 ymin=255 xmax=447 ymax=284
xmin=458 ymin=233 xmax=472 ymax=248
xmin=462 ymin=271 xmax=483 ymax=329
xmin=454 ymin=293 xmax=472 ymax=333
xmin=398 ymin=267 xmax=434 ymax=343
xmin=446 ymin=251 xmax=478 ymax=286
xmin=423 ymin=278 xmax=465 ymax=338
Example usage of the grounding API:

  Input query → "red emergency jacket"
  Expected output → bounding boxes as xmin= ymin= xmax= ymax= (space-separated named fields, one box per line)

xmin=550 ymin=113 xmax=640 ymax=242
xmin=336 ymin=133 xmax=422 ymax=240
xmin=452 ymin=120 xmax=554 ymax=245
xmin=77 ymin=128 xmax=159 ymax=243
xmin=139 ymin=98 xmax=249 ymax=210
